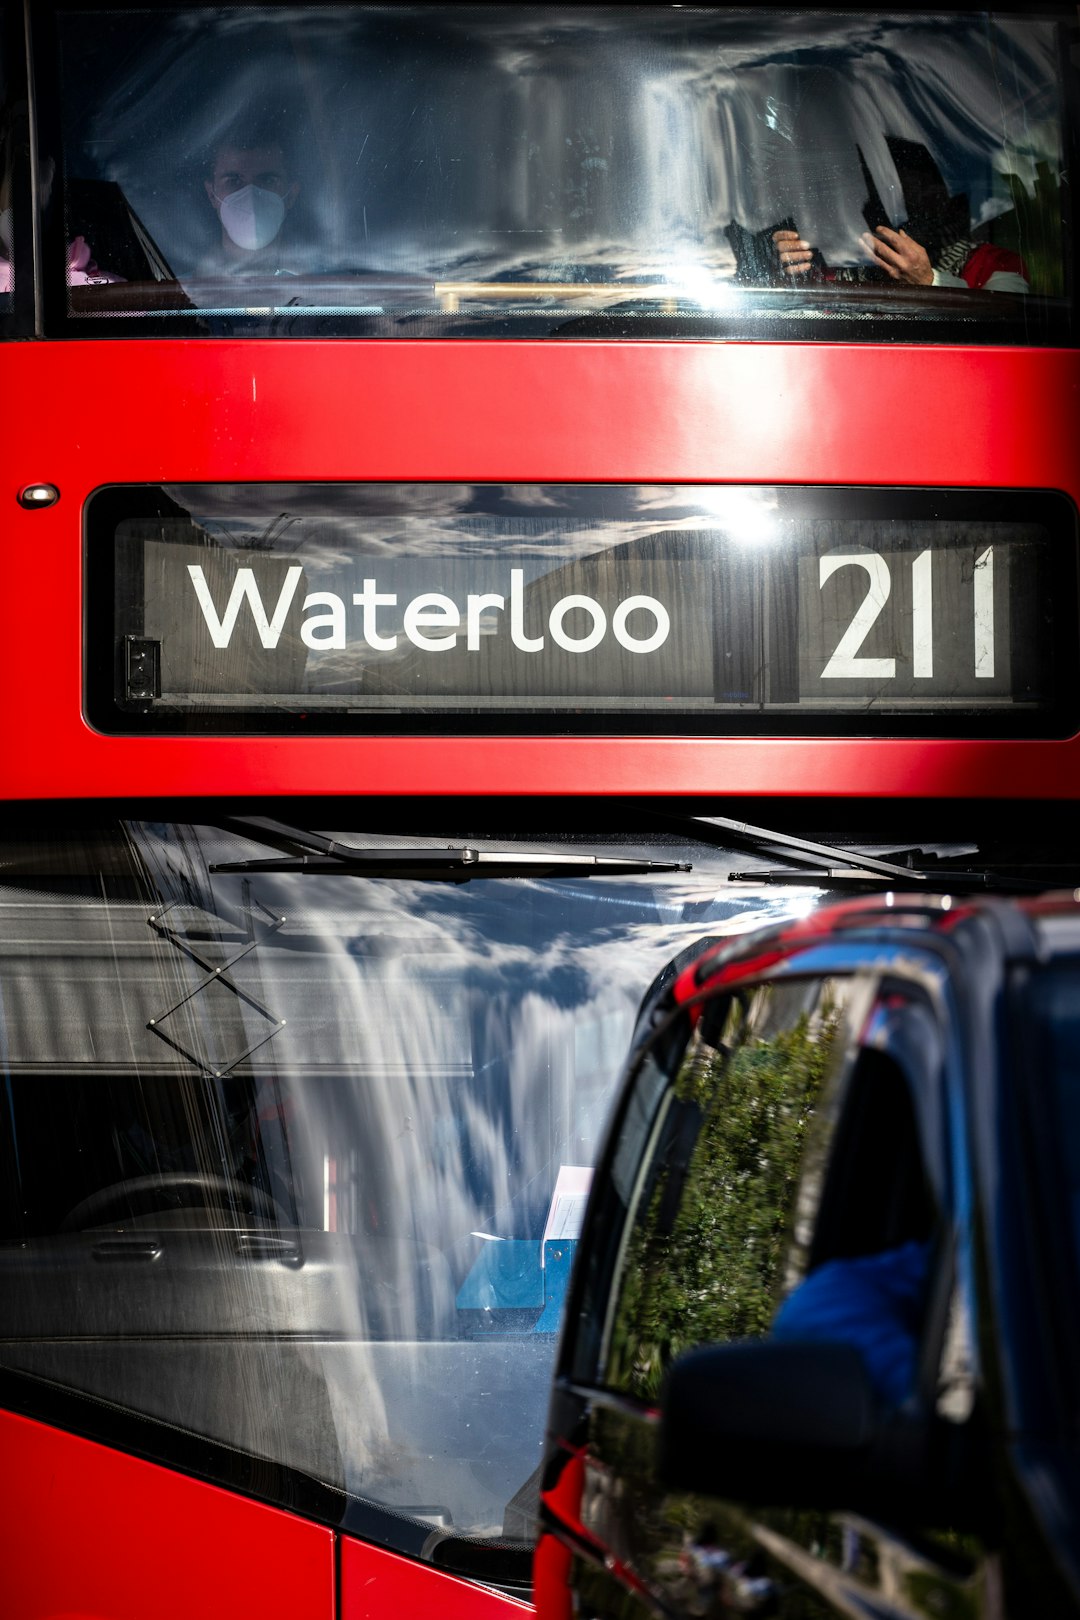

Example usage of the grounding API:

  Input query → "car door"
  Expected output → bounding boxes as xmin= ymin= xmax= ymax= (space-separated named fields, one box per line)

xmin=539 ymin=951 xmax=998 ymax=1620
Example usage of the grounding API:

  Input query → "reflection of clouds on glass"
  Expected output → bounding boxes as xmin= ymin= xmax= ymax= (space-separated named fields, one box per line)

xmin=65 ymin=9 xmax=1060 ymax=288
xmin=163 ymin=482 xmax=479 ymax=523
xmin=285 ymin=516 xmax=713 ymax=565
xmin=82 ymin=821 xmax=809 ymax=1533
xmin=159 ymin=482 xmax=790 ymax=569
xmin=200 ymin=859 xmax=800 ymax=1258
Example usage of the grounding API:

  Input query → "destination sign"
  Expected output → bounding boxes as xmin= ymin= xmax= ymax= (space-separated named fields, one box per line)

xmin=85 ymin=484 xmax=1078 ymax=736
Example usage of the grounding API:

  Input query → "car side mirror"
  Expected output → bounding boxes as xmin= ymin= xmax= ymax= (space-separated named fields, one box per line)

xmin=658 ymin=1340 xmax=930 ymax=1513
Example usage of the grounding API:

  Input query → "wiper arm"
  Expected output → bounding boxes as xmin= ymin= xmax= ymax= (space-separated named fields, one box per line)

xmin=728 ymin=864 xmax=1050 ymax=893
xmin=640 ymin=814 xmax=1052 ymax=894
xmin=214 ymin=819 xmax=689 ymax=881
xmin=644 ymin=812 xmax=1054 ymax=891
xmin=642 ymin=811 xmax=923 ymax=883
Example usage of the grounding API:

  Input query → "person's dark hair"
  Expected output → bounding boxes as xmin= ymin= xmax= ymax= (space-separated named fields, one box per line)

xmin=887 ymin=137 xmax=970 ymax=266
xmin=204 ymin=118 xmax=298 ymax=179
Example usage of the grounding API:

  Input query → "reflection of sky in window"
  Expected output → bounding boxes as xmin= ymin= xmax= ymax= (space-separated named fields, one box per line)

xmin=147 ymin=484 xmax=778 ymax=666
xmin=0 ymin=816 xmax=811 ymax=1534
xmin=165 ymin=481 xmax=783 ymax=560
xmin=111 ymin=824 xmax=805 ymax=1308
xmin=62 ymin=8 xmax=1062 ymax=282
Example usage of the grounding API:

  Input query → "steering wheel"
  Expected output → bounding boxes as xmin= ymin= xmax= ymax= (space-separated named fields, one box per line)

xmin=60 ymin=1171 xmax=291 ymax=1232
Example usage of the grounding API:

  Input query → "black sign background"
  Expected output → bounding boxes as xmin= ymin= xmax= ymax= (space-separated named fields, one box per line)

xmin=84 ymin=483 xmax=1079 ymax=737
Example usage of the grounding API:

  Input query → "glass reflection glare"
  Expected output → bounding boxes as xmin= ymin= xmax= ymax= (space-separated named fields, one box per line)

xmin=55 ymin=7 xmax=1066 ymax=327
xmin=663 ymin=263 xmax=739 ymax=310
xmin=0 ymin=817 xmax=801 ymax=1552
xmin=694 ymin=487 xmax=780 ymax=547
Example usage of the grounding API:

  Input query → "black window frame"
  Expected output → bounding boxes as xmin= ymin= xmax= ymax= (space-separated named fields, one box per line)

xmin=0 ymin=4 xmax=37 ymax=339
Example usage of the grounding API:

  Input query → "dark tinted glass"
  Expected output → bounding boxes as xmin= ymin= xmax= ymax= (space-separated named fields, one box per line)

xmin=1025 ymin=958 xmax=1080 ymax=1305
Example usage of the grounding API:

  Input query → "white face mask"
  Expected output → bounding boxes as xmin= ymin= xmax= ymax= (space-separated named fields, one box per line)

xmin=218 ymin=184 xmax=286 ymax=252
xmin=0 ymin=206 xmax=12 ymax=258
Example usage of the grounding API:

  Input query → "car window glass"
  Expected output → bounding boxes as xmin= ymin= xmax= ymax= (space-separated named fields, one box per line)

xmin=601 ymin=974 xmax=874 ymax=1400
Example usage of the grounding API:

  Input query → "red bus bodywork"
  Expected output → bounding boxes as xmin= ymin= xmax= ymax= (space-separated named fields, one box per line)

xmin=6 ymin=332 xmax=1077 ymax=1620
xmin=5 ymin=338 xmax=1079 ymax=801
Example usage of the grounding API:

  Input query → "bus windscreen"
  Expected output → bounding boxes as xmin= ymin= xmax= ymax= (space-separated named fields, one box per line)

xmin=49 ymin=6 xmax=1071 ymax=339
xmin=0 ymin=813 xmax=787 ymax=1572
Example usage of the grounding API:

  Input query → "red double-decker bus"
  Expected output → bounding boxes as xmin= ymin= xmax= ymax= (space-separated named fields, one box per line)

xmin=0 ymin=5 xmax=1077 ymax=1617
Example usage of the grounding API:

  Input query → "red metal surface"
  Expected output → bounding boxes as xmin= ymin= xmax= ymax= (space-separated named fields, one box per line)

xmin=533 ymin=1534 xmax=575 ymax=1620
xmin=535 ymin=1446 xmax=590 ymax=1620
xmin=0 ymin=1409 xmax=335 ymax=1620
xmin=340 ymin=1535 xmax=533 ymax=1618
xmin=1 ymin=337 xmax=1078 ymax=799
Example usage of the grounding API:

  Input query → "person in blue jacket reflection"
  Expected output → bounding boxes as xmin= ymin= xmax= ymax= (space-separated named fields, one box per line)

xmin=772 ymin=1239 xmax=932 ymax=1406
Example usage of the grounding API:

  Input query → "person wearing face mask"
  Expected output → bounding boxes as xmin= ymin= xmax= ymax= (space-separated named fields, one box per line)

xmin=203 ymin=125 xmax=303 ymax=273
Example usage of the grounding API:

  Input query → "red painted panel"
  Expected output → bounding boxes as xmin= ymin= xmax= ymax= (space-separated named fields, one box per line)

xmin=340 ymin=1534 xmax=533 ymax=1618
xmin=533 ymin=1534 xmax=574 ymax=1620
xmin=0 ymin=1410 xmax=334 ymax=1620
xmin=535 ymin=1446 xmax=588 ymax=1620
xmin=1 ymin=337 xmax=1078 ymax=799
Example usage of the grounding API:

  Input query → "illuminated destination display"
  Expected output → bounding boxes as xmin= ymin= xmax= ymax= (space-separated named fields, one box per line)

xmin=85 ymin=483 xmax=1078 ymax=736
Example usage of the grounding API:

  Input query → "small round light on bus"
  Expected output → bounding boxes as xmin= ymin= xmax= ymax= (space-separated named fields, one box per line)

xmin=18 ymin=483 xmax=60 ymax=509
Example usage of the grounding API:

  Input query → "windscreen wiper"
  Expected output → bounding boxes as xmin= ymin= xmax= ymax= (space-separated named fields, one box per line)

xmin=642 ymin=811 xmax=924 ymax=882
xmin=726 ymin=864 xmax=1047 ymax=892
xmin=642 ymin=811 xmax=1048 ymax=892
xmin=212 ymin=817 xmax=690 ymax=881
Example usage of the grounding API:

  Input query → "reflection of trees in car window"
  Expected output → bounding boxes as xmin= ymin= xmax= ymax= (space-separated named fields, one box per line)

xmin=604 ymin=979 xmax=860 ymax=1401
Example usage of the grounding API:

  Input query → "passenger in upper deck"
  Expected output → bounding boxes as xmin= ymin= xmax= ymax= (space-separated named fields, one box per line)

xmin=773 ymin=221 xmax=1029 ymax=294
xmin=0 ymin=131 xmax=122 ymax=292
xmin=201 ymin=120 xmax=304 ymax=275
xmin=771 ymin=136 xmax=1029 ymax=295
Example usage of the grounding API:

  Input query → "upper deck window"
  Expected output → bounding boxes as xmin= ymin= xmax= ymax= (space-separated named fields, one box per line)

xmin=47 ymin=5 xmax=1073 ymax=339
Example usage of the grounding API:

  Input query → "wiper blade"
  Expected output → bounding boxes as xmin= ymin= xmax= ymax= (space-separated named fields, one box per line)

xmin=730 ymin=866 xmax=1050 ymax=893
xmin=729 ymin=867 xmax=911 ymax=887
xmin=210 ymin=850 xmax=690 ymax=880
xmin=643 ymin=811 xmax=923 ymax=883
xmin=214 ymin=820 xmax=689 ymax=881
xmin=648 ymin=812 xmax=1055 ymax=892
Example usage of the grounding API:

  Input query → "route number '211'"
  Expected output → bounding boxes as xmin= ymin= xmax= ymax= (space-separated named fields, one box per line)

xmin=820 ymin=547 xmax=995 ymax=681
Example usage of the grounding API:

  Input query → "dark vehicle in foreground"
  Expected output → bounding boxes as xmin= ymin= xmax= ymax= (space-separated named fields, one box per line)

xmin=537 ymin=893 xmax=1080 ymax=1619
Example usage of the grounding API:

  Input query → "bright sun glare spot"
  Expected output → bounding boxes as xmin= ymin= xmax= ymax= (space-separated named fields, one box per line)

xmin=665 ymin=262 xmax=738 ymax=311
xmin=693 ymin=486 xmax=780 ymax=546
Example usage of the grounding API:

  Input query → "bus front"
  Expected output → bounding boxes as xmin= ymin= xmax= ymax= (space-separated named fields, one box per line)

xmin=0 ymin=6 xmax=1078 ymax=1618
